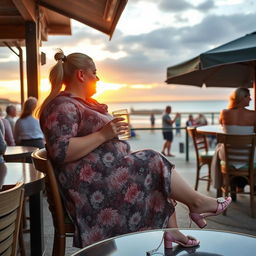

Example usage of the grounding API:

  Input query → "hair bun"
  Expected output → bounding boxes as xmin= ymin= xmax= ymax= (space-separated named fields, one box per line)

xmin=54 ymin=51 xmax=66 ymax=62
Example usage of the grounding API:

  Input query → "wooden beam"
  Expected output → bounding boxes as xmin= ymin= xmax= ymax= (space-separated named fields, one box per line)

xmin=25 ymin=21 xmax=40 ymax=99
xmin=47 ymin=25 xmax=72 ymax=35
xmin=12 ymin=0 xmax=36 ymax=21
xmin=0 ymin=25 xmax=25 ymax=39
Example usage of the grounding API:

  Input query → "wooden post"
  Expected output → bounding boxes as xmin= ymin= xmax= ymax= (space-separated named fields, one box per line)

xmin=17 ymin=46 xmax=24 ymax=106
xmin=25 ymin=21 xmax=40 ymax=99
xmin=254 ymin=64 xmax=256 ymax=111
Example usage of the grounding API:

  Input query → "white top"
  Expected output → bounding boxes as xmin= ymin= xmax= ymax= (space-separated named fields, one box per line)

xmin=222 ymin=125 xmax=254 ymax=134
xmin=14 ymin=115 xmax=44 ymax=144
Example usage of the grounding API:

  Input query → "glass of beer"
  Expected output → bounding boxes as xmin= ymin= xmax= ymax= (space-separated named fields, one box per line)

xmin=112 ymin=109 xmax=131 ymax=140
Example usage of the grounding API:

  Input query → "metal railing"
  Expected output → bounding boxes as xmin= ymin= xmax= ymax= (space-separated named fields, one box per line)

xmin=131 ymin=126 xmax=190 ymax=161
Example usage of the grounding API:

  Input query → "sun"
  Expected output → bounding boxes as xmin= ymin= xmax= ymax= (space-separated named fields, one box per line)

xmin=94 ymin=81 xmax=125 ymax=97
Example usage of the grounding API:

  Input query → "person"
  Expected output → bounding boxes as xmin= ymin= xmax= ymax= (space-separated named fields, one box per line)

xmin=195 ymin=114 xmax=208 ymax=126
xmin=0 ymin=108 xmax=15 ymax=146
xmin=5 ymin=104 xmax=17 ymax=132
xmin=175 ymin=113 xmax=181 ymax=136
xmin=161 ymin=106 xmax=179 ymax=157
xmin=14 ymin=97 xmax=45 ymax=149
xmin=150 ymin=113 xmax=155 ymax=128
xmin=212 ymin=87 xmax=256 ymax=194
xmin=0 ymin=119 xmax=7 ymax=164
xmin=186 ymin=114 xmax=196 ymax=127
xmin=37 ymin=50 xmax=231 ymax=248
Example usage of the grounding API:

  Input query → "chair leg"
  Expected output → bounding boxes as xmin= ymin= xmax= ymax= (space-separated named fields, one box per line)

xmin=207 ymin=163 xmax=211 ymax=191
xmin=249 ymin=179 xmax=255 ymax=218
xmin=19 ymin=220 xmax=26 ymax=256
xmin=53 ymin=232 xmax=66 ymax=256
xmin=195 ymin=166 xmax=200 ymax=190
xmin=223 ymin=174 xmax=230 ymax=216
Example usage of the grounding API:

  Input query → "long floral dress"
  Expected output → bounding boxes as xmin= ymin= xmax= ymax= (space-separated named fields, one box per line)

xmin=40 ymin=92 xmax=175 ymax=248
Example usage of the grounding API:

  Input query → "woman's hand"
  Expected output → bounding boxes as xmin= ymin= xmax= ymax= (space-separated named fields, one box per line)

xmin=99 ymin=117 xmax=129 ymax=140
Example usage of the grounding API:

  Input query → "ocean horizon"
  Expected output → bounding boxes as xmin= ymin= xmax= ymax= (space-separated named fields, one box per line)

xmin=106 ymin=99 xmax=254 ymax=128
xmin=107 ymin=99 xmax=229 ymax=113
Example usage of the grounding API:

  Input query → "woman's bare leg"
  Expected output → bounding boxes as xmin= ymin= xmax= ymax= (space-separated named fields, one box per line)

xmin=170 ymin=169 xmax=223 ymax=214
xmin=166 ymin=212 xmax=191 ymax=243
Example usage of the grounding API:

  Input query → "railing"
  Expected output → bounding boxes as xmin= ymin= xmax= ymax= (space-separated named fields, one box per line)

xmin=130 ymin=112 xmax=219 ymax=162
xmin=131 ymin=126 xmax=190 ymax=161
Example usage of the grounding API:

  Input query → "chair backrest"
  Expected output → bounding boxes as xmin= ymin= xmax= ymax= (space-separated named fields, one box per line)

xmin=31 ymin=148 xmax=74 ymax=237
xmin=0 ymin=182 xmax=24 ymax=256
xmin=187 ymin=127 xmax=209 ymax=159
xmin=217 ymin=134 xmax=256 ymax=173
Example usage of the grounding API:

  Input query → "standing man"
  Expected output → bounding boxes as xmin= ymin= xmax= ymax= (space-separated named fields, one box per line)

xmin=5 ymin=104 xmax=17 ymax=132
xmin=161 ymin=106 xmax=179 ymax=157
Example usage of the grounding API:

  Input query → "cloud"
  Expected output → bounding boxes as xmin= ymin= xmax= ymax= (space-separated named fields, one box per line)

xmin=159 ymin=0 xmax=193 ymax=12
xmin=1 ymin=1 xmax=256 ymax=101
xmin=197 ymin=0 xmax=215 ymax=11
xmin=97 ymin=12 xmax=256 ymax=86
xmin=0 ymin=60 xmax=21 ymax=80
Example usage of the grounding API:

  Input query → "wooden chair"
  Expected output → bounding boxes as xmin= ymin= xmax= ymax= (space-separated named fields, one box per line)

xmin=187 ymin=127 xmax=214 ymax=191
xmin=31 ymin=148 xmax=75 ymax=256
xmin=0 ymin=182 xmax=24 ymax=256
xmin=217 ymin=134 xmax=256 ymax=217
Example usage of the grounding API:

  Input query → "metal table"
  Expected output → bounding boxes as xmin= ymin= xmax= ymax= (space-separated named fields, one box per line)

xmin=71 ymin=228 xmax=256 ymax=256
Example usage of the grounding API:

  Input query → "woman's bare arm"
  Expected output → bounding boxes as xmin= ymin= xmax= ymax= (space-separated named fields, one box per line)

xmin=65 ymin=118 xmax=128 ymax=162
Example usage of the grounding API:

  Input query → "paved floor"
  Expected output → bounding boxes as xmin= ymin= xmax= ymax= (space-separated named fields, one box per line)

xmin=23 ymin=130 xmax=256 ymax=255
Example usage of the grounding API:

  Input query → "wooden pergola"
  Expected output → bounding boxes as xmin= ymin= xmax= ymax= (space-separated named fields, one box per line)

xmin=0 ymin=0 xmax=128 ymax=105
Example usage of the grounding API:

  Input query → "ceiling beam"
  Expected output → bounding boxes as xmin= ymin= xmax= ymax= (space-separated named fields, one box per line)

xmin=12 ymin=0 xmax=36 ymax=21
xmin=0 ymin=25 xmax=25 ymax=39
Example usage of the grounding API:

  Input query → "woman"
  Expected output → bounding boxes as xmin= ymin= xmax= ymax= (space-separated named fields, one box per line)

xmin=14 ymin=97 xmax=44 ymax=149
xmin=212 ymin=88 xmax=256 ymax=193
xmin=218 ymin=88 xmax=256 ymax=191
xmin=38 ymin=50 xmax=231 ymax=248
xmin=219 ymin=88 xmax=256 ymax=133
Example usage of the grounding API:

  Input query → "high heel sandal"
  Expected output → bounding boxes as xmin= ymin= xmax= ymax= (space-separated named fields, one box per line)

xmin=189 ymin=197 xmax=232 ymax=228
xmin=164 ymin=231 xmax=200 ymax=249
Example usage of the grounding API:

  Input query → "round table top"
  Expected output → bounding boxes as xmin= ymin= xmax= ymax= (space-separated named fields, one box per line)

xmin=4 ymin=146 xmax=38 ymax=162
xmin=71 ymin=229 xmax=256 ymax=256
xmin=5 ymin=145 xmax=38 ymax=156
xmin=0 ymin=162 xmax=45 ymax=196
xmin=196 ymin=125 xmax=224 ymax=135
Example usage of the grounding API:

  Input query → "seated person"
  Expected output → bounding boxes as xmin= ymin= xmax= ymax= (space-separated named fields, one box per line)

xmin=195 ymin=114 xmax=208 ymax=126
xmin=37 ymin=49 xmax=231 ymax=249
xmin=14 ymin=97 xmax=45 ymax=149
xmin=212 ymin=87 xmax=256 ymax=192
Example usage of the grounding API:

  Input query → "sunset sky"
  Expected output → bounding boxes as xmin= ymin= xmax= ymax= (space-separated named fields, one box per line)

xmin=0 ymin=0 xmax=256 ymax=103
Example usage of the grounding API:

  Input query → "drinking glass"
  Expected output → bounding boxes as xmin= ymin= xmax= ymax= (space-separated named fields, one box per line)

xmin=112 ymin=109 xmax=131 ymax=140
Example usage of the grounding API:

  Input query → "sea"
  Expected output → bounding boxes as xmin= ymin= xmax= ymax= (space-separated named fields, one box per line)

xmin=106 ymin=99 xmax=254 ymax=128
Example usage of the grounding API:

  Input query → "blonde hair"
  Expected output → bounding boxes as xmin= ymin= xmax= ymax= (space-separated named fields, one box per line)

xmin=37 ymin=49 xmax=93 ymax=117
xmin=20 ymin=97 xmax=37 ymax=119
xmin=228 ymin=87 xmax=250 ymax=109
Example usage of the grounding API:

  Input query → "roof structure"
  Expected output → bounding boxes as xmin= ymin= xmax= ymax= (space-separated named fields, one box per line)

xmin=0 ymin=0 xmax=128 ymax=103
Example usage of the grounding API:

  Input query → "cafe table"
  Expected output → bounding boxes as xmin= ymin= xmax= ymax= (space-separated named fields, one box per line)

xmin=0 ymin=162 xmax=45 ymax=255
xmin=71 ymin=228 xmax=256 ymax=256
xmin=3 ymin=145 xmax=38 ymax=162
xmin=196 ymin=125 xmax=223 ymax=135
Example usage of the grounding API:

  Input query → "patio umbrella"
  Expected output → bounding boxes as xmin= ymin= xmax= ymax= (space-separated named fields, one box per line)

xmin=166 ymin=31 xmax=256 ymax=109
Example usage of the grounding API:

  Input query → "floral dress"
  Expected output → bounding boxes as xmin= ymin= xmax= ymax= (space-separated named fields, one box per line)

xmin=40 ymin=92 xmax=175 ymax=248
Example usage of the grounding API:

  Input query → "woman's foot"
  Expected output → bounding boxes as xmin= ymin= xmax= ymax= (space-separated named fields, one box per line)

xmin=189 ymin=197 xmax=232 ymax=228
xmin=164 ymin=230 xmax=200 ymax=249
